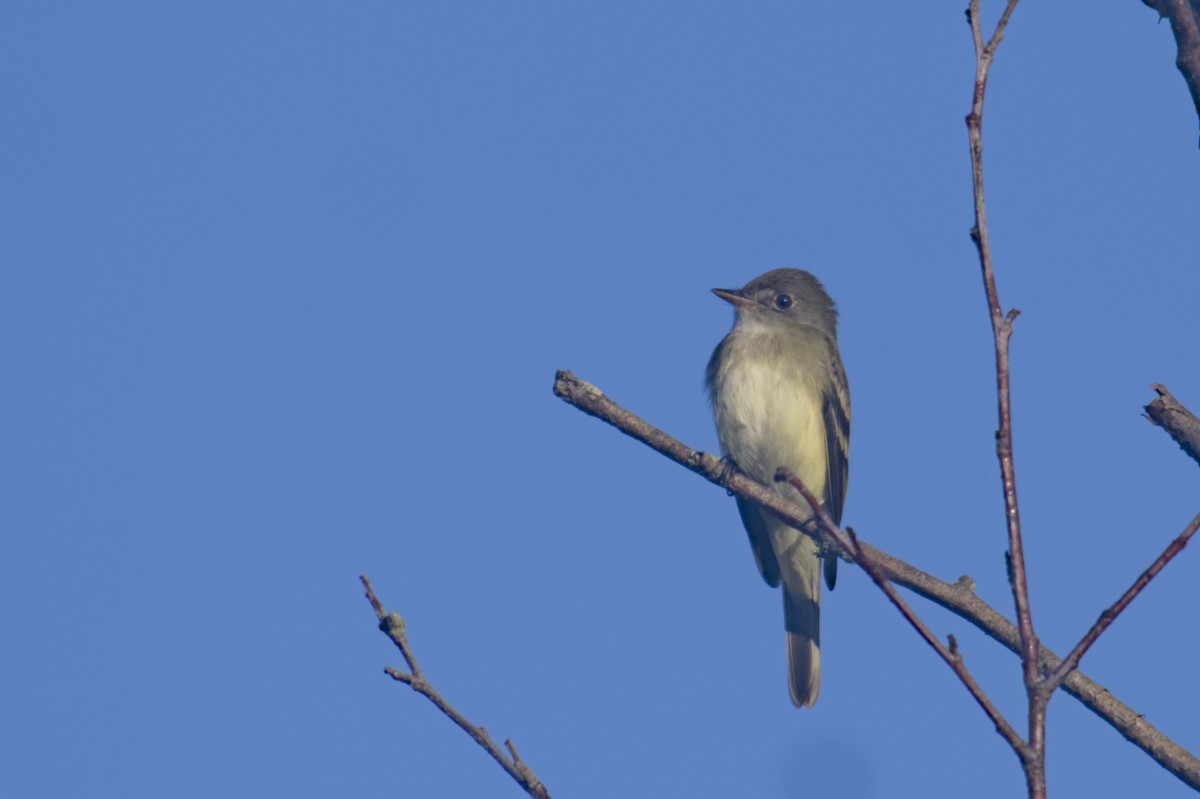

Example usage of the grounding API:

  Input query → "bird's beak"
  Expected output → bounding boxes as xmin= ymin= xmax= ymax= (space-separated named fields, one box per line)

xmin=711 ymin=288 xmax=752 ymax=307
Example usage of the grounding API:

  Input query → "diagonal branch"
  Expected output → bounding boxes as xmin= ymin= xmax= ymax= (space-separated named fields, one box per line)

xmin=360 ymin=576 xmax=551 ymax=799
xmin=552 ymin=369 xmax=1200 ymax=791
xmin=1044 ymin=511 xmax=1200 ymax=692
xmin=775 ymin=468 xmax=1027 ymax=758
xmin=853 ymin=531 xmax=1027 ymax=758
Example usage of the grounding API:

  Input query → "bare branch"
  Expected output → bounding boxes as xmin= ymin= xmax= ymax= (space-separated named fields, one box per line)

xmin=1145 ymin=0 xmax=1200 ymax=128
xmin=360 ymin=576 xmax=551 ymax=799
xmin=1044 ymin=511 xmax=1200 ymax=691
xmin=964 ymin=1 xmax=1048 ymax=794
xmin=850 ymin=527 xmax=1029 ymax=758
xmin=772 ymin=467 xmax=854 ymax=556
xmin=778 ymin=461 xmax=1027 ymax=756
xmin=1145 ymin=385 xmax=1200 ymax=468
xmin=966 ymin=0 xmax=1038 ymax=688
xmin=552 ymin=369 xmax=1200 ymax=791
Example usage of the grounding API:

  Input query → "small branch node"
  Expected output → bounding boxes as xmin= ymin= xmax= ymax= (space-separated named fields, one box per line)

xmin=380 ymin=612 xmax=406 ymax=637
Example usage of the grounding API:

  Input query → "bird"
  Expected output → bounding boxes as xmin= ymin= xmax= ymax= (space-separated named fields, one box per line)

xmin=705 ymin=268 xmax=850 ymax=708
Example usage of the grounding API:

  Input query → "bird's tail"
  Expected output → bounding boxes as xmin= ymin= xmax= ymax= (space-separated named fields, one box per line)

xmin=783 ymin=567 xmax=821 ymax=708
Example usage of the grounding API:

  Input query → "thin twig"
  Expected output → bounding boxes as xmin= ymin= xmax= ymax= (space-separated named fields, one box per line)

xmin=772 ymin=467 xmax=854 ymax=556
xmin=360 ymin=576 xmax=551 ymax=799
xmin=1044 ymin=511 xmax=1200 ymax=691
xmin=964 ymin=0 xmax=1044 ymax=794
xmin=775 ymin=468 xmax=1028 ymax=757
xmin=552 ymin=370 xmax=1200 ymax=790
xmin=967 ymin=0 xmax=1036 ymax=688
xmin=1145 ymin=385 xmax=1200 ymax=468
xmin=854 ymin=530 xmax=1029 ymax=758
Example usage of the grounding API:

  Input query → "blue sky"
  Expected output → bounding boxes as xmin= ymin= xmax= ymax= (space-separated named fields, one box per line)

xmin=3 ymin=3 xmax=1199 ymax=798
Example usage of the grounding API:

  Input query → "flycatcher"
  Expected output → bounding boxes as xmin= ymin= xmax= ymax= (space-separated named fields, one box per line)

xmin=705 ymin=268 xmax=850 ymax=708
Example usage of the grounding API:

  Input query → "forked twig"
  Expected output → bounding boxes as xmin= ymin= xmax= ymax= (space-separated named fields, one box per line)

xmin=775 ymin=469 xmax=1027 ymax=757
xmin=360 ymin=576 xmax=551 ymax=799
xmin=964 ymin=0 xmax=1053 ymax=794
xmin=552 ymin=370 xmax=1200 ymax=789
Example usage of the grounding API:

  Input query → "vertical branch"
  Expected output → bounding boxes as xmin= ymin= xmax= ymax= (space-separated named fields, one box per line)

xmin=964 ymin=0 xmax=1044 ymax=796
xmin=966 ymin=0 xmax=1035 ymax=682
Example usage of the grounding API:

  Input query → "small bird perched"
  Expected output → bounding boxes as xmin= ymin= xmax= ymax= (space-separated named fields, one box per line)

xmin=705 ymin=269 xmax=850 ymax=708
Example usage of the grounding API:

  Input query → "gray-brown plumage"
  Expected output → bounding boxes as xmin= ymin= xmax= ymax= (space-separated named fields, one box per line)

xmin=705 ymin=268 xmax=850 ymax=708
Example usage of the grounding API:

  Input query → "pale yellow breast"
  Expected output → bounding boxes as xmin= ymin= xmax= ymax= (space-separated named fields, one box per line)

xmin=711 ymin=333 xmax=828 ymax=504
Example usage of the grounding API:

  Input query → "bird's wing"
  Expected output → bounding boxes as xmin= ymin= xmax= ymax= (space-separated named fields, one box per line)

xmin=736 ymin=495 xmax=781 ymax=587
xmin=821 ymin=343 xmax=851 ymax=590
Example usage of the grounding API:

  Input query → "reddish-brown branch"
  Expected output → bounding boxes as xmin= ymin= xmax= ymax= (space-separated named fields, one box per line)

xmin=552 ymin=369 xmax=1200 ymax=790
xmin=1145 ymin=385 xmax=1200 ymax=468
xmin=772 ymin=467 xmax=854 ymax=557
xmin=966 ymin=0 xmax=1037 ymax=677
xmin=964 ymin=0 xmax=1045 ymax=794
xmin=360 ymin=576 xmax=551 ymax=799
xmin=848 ymin=528 xmax=1030 ymax=760
xmin=1044 ymin=511 xmax=1200 ymax=692
xmin=775 ymin=469 xmax=1027 ymax=756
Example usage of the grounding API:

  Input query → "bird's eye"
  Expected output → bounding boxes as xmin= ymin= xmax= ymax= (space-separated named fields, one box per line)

xmin=774 ymin=294 xmax=793 ymax=310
